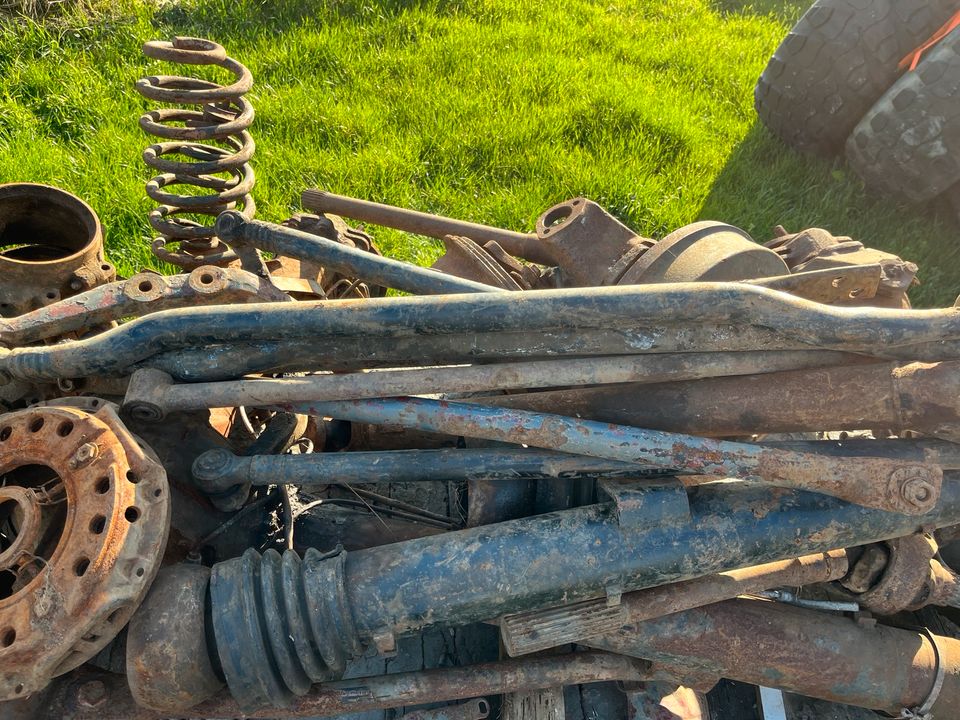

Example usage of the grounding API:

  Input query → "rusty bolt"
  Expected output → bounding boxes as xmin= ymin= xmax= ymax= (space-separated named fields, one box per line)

xmin=70 ymin=443 xmax=100 ymax=469
xmin=76 ymin=680 xmax=108 ymax=708
xmin=900 ymin=477 xmax=935 ymax=508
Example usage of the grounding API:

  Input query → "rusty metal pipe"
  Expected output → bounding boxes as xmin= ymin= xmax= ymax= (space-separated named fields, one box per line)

xmin=288 ymin=396 xmax=940 ymax=514
xmin=301 ymin=190 xmax=556 ymax=266
xmin=486 ymin=359 xmax=960 ymax=441
xmin=205 ymin=475 xmax=960 ymax=709
xmin=215 ymin=212 xmax=500 ymax=295
xmin=499 ymin=551 xmax=849 ymax=655
xmin=142 ymin=335 xmax=862 ymax=382
xmin=584 ymin=597 xmax=960 ymax=716
xmin=6 ymin=282 xmax=960 ymax=383
xmin=191 ymin=447 xmax=645 ymax=494
xmin=121 ymin=350 xmax=857 ymax=421
xmin=18 ymin=652 xmax=647 ymax=719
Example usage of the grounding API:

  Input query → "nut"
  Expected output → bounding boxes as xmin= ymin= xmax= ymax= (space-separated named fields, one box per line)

xmin=900 ymin=477 xmax=935 ymax=508
xmin=70 ymin=442 xmax=100 ymax=469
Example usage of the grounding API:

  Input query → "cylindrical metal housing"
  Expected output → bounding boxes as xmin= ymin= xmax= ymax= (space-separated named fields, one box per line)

xmin=207 ymin=475 xmax=960 ymax=710
xmin=0 ymin=183 xmax=114 ymax=317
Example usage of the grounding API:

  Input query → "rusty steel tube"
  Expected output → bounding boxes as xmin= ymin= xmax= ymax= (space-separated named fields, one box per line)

xmin=584 ymin=597 xmax=960 ymax=716
xmin=486 ymin=359 xmax=960 ymax=440
xmin=8 ymin=282 xmax=960 ymax=383
xmin=301 ymin=190 xmax=556 ymax=266
xmin=121 ymin=350 xmax=855 ymax=421
xmin=31 ymin=652 xmax=646 ymax=719
xmin=287 ymin=396 xmax=940 ymax=514
xmin=215 ymin=212 xmax=500 ymax=295
xmin=191 ymin=446 xmax=645 ymax=494
xmin=142 ymin=335 xmax=861 ymax=382
xmin=499 ymin=551 xmax=849 ymax=655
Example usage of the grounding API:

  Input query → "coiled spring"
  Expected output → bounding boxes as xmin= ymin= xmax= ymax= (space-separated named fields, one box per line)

xmin=137 ymin=37 xmax=256 ymax=268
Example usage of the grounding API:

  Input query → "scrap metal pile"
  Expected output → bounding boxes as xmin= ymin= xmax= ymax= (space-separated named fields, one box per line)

xmin=2 ymin=36 xmax=960 ymax=720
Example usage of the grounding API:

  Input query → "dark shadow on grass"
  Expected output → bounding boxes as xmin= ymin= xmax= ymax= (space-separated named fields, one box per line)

xmin=709 ymin=0 xmax=806 ymax=23
xmin=700 ymin=120 xmax=960 ymax=307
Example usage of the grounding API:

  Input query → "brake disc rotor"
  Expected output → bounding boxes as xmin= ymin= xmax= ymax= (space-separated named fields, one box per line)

xmin=0 ymin=402 xmax=169 ymax=700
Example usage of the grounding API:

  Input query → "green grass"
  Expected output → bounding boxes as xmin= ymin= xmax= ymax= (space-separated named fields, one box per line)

xmin=1 ymin=0 xmax=958 ymax=305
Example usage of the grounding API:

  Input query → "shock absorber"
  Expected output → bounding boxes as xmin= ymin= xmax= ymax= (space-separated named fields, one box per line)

xmin=136 ymin=37 xmax=256 ymax=269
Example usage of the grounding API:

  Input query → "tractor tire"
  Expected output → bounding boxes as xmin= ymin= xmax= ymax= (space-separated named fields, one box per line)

xmin=755 ymin=0 xmax=957 ymax=157
xmin=845 ymin=28 xmax=960 ymax=202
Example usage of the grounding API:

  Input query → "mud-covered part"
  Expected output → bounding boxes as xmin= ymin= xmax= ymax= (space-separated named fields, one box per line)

xmin=0 ymin=184 xmax=115 ymax=318
xmin=846 ymin=28 xmax=960 ymax=203
xmin=755 ymin=0 xmax=957 ymax=156
xmin=0 ymin=403 xmax=169 ymax=700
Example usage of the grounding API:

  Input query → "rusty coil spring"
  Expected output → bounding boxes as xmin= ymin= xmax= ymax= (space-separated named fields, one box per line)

xmin=136 ymin=37 xmax=256 ymax=269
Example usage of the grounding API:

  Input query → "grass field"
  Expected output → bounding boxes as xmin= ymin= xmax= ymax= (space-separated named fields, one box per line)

xmin=1 ymin=0 xmax=958 ymax=305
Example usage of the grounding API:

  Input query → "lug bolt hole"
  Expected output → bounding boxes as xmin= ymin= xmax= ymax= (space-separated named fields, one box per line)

xmin=124 ymin=506 xmax=141 ymax=523
xmin=74 ymin=558 xmax=90 ymax=577
xmin=28 ymin=418 xmax=44 ymax=433
xmin=95 ymin=477 xmax=110 ymax=494
xmin=57 ymin=421 xmax=74 ymax=437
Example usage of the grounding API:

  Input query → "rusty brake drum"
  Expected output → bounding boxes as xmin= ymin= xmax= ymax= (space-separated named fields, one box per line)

xmin=0 ymin=402 xmax=169 ymax=700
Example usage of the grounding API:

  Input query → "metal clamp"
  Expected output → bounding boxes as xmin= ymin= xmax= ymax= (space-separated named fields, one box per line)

xmin=899 ymin=627 xmax=946 ymax=719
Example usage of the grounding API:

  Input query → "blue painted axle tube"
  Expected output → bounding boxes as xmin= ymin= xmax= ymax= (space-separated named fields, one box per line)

xmin=208 ymin=474 xmax=960 ymax=710
xmin=215 ymin=211 xmax=501 ymax=296
xmin=284 ymin=396 xmax=940 ymax=514
xmin=4 ymin=282 xmax=960 ymax=381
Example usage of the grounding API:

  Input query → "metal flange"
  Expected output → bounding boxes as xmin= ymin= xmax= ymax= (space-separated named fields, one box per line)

xmin=0 ymin=403 xmax=169 ymax=700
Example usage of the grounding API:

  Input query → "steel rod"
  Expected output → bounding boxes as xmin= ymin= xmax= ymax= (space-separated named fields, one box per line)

xmin=215 ymin=211 xmax=500 ymax=295
xmin=301 ymin=189 xmax=556 ymax=266
xmin=190 ymin=447 xmax=648 ymax=494
xmin=499 ymin=551 xmax=849 ymax=655
xmin=26 ymin=652 xmax=647 ymax=719
xmin=284 ymin=396 xmax=941 ymax=514
xmin=141 ymin=335 xmax=863 ymax=382
xmin=482 ymin=359 xmax=960 ymax=440
xmin=122 ymin=351 xmax=863 ymax=420
xmin=6 ymin=282 xmax=960 ymax=382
